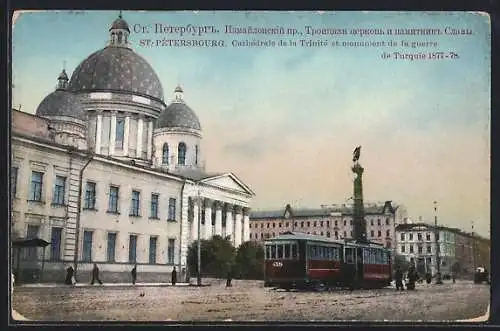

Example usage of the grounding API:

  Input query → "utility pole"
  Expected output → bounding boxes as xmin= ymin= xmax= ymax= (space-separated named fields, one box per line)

xmin=471 ymin=221 xmax=476 ymax=271
xmin=197 ymin=187 xmax=202 ymax=286
xmin=434 ymin=201 xmax=443 ymax=284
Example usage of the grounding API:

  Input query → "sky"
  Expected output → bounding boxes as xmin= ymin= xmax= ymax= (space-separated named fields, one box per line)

xmin=11 ymin=11 xmax=491 ymax=237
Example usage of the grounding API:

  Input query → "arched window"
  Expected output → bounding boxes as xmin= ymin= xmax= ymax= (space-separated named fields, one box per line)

xmin=178 ymin=142 xmax=186 ymax=165
xmin=162 ymin=143 xmax=169 ymax=164
xmin=195 ymin=145 xmax=199 ymax=165
xmin=118 ymin=31 xmax=123 ymax=43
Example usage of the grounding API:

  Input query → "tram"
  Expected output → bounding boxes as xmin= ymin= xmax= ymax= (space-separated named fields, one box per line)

xmin=263 ymin=231 xmax=392 ymax=290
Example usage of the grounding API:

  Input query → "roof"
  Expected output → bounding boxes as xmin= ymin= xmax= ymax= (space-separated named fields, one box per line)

xmin=155 ymin=100 xmax=201 ymax=131
xmin=266 ymin=231 xmax=387 ymax=248
xmin=69 ymin=46 xmax=164 ymax=101
xmin=395 ymin=223 xmax=490 ymax=241
xmin=250 ymin=201 xmax=396 ymax=219
xmin=109 ymin=17 xmax=130 ymax=32
xmin=169 ymin=168 xmax=223 ymax=181
xmin=35 ymin=89 xmax=87 ymax=121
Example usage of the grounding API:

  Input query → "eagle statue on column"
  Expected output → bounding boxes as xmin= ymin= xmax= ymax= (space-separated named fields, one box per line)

xmin=352 ymin=146 xmax=361 ymax=163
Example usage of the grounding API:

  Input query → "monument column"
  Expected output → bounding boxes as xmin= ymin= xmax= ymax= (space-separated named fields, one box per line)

xmin=136 ymin=115 xmax=144 ymax=158
xmin=352 ymin=146 xmax=368 ymax=243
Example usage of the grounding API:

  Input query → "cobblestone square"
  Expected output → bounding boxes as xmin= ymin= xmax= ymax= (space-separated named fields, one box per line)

xmin=11 ymin=279 xmax=489 ymax=322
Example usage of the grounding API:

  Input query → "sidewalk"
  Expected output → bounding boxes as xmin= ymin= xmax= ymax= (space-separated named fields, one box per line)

xmin=18 ymin=282 xmax=191 ymax=288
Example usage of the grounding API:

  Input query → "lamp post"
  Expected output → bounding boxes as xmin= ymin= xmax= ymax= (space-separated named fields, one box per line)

xmin=197 ymin=187 xmax=202 ymax=286
xmin=434 ymin=201 xmax=443 ymax=284
xmin=471 ymin=221 xmax=476 ymax=271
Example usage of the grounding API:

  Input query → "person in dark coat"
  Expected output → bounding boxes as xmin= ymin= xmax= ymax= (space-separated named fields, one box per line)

xmin=65 ymin=265 xmax=74 ymax=285
xmin=90 ymin=263 xmax=103 ymax=285
xmin=226 ymin=267 xmax=233 ymax=287
xmin=394 ymin=266 xmax=404 ymax=291
xmin=407 ymin=264 xmax=417 ymax=290
xmin=171 ymin=266 xmax=177 ymax=285
xmin=131 ymin=264 xmax=137 ymax=285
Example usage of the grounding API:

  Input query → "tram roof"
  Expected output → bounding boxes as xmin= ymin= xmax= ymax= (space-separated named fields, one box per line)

xmin=265 ymin=231 xmax=388 ymax=249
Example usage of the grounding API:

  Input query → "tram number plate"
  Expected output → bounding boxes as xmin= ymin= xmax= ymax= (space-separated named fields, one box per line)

xmin=272 ymin=261 xmax=283 ymax=268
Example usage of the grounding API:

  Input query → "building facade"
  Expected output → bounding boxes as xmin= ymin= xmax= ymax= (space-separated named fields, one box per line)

xmin=10 ymin=15 xmax=254 ymax=283
xmin=395 ymin=223 xmax=490 ymax=278
xmin=249 ymin=201 xmax=404 ymax=250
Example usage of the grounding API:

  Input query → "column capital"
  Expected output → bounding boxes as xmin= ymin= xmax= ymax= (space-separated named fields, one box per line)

xmin=203 ymin=198 xmax=212 ymax=207
xmin=243 ymin=207 xmax=251 ymax=216
xmin=213 ymin=200 xmax=223 ymax=210
xmin=233 ymin=205 xmax=243 ymax=214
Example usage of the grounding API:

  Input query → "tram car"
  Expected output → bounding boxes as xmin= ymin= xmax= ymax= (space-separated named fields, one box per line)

xmin=264 ymin=231 xmax=392 ymax=290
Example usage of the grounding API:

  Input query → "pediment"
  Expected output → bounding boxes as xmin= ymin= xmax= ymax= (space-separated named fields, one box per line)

xmin=201 ymin=173 xmax=254 ymax=196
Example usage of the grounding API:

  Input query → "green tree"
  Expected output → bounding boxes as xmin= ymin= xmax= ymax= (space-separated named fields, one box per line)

xmin=187 ymin=235 xmax=235 ymax=278
xmin=234 ymin=241 xmax=265 ymax=280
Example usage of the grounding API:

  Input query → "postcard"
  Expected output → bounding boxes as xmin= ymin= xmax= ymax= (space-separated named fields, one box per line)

xmin=10 ymin=10 xmax=490 ymax=323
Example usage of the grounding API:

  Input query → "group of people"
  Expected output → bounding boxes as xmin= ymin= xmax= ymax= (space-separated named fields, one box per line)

xmin=64 ymin=263 xmax=180 ymax=286
xmin=394 ymin=264 xmax=419 ymax=291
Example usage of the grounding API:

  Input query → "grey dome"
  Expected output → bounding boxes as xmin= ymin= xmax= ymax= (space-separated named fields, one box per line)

xmin=155 ymin=102 xmax=201 ymax=131
xmin=110 ymin=17 xmax=130 ymax=32
xmin=36 ymin=90 xmax=86 ymax=121
xmin=69 ymin=47 xmax=164 ymax=101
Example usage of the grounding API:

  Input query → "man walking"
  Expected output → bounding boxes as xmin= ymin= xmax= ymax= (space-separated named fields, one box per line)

xmin=131 ymin=264 xmax=137 ymax=285
xmin=394 ymin=265 xmax=404 ymax=291
xmin=171 ymin=266 xmax=177 ymax=286
xmin=90 ymin=263 xmax=103 ymax=285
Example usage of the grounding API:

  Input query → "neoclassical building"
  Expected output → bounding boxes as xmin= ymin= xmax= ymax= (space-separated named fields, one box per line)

xmin=11 ymin=14 xmax=254 ymax=283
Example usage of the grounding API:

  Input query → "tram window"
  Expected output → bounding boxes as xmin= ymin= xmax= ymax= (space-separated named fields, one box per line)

xmin=291 ymin=244 xmax=297 ymax=259
xmin=277 ymin=244 xmax=284 ymax=259
xmin=345 ymin=248 xmax=354 ymax=263
xmin=271 ymin=245 xmax=277 ymax=259
xmin=284 ymin=244 xmax=291 ymax=259
xmin=266 ymin=245 xmax=271 ymax=259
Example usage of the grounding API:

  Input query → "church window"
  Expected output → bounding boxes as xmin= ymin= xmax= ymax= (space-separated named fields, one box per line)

xmin=195 ymin=145 xmax=199 ymax=165
xmin=162 ymin=143 xmax=169 ymax=164
xmin=178 ymin=142 xmax=186 ymax=165
xmin=116 ymin=118 xmax=125 ymax=149
xmin=118 ymin=31 xmax=123 ymax=43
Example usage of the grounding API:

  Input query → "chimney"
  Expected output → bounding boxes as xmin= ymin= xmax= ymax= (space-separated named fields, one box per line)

xmin=419 ymin=216 xmax=422 ymax=223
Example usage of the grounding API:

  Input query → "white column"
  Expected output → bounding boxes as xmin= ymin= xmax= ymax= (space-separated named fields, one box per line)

xmin=95 ymin=112 xmax=102 ymax=154
xmin=225 ymin=205 xmax=233 ymax=243
xmin=109 ymin=112 xmax=117 ymax=155
xmin=147 ymin=120 xmax=153 ymax=160
xmin=136 ymin=116 xmax=144 ymax=158
xmin=123 ymin=115 xmax=130 ymax=157
xmin=204 ymin=200 xmax=212 ymax=240
xmin=215 ymin=202 xmax=223 ymax=236
xmin=234 ymin=206 xmax=243 ymax=247
xmin=243 ymin=208 xmax=250 ymax=243
xmin=192 ymin=200 xmax=199 ymax=241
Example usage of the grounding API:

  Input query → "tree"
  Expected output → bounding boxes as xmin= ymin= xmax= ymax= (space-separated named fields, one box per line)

xmin=234 ymin=241 xmax=265 ymax=280
xmin=186 ymin=235 xmax=235 ymax=278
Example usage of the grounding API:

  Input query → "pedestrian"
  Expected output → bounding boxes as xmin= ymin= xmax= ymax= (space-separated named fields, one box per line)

xmin=90 ymin=263 xmax=103 ymax=285
xmin=407 ymin=264 xmax=417 ymax=290
xmin=226 ymin=267 xmax=233 ymax=287
xmin=425 ymin=271 xmax=432 ymax=284
xmin=394 ymin=265 xmax=404 ymax=291
xmin=131 ymin=264 xmax=137 ymax=285
xmin=452 ymin=272 xmax=456 ymax=284
xmin=65 ymin=265 xmax=74 ymax=285
xmin=171 ymin=266 xmax=177 ymax=286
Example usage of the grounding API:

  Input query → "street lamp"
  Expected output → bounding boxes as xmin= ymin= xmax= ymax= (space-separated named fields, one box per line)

xmin=434 ymin=201 xmax=443 ymax=284
xmin=197 ymin=187 xmax=202 ymax=286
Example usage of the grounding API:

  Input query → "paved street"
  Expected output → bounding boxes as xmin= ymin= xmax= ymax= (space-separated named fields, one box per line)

xmin=11 ymin=279 xmax=489 ymax=322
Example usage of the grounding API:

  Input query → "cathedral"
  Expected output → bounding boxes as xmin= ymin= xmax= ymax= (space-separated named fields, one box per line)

xmin=11 ymin=14 xmax=255 ymax=283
